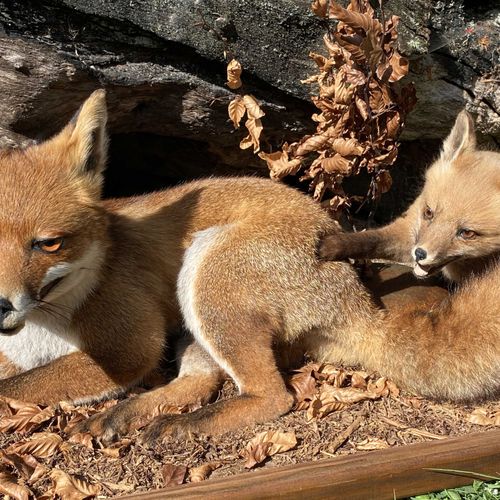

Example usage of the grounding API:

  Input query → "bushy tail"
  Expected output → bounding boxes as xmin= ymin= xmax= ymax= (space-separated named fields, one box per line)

xmin=341 ymin=263 xmax=500 ymax=401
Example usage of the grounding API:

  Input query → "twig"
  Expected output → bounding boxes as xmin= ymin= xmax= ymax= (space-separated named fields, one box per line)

xmin=325 ymin=413 xmax=366 ymax=454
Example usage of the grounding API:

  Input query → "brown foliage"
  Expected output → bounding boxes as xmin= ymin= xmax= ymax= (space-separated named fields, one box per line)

xmin=226 ymin=0 xmax=416 ymax=219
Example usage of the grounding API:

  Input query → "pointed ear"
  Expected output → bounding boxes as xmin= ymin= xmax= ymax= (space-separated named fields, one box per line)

xmin=440 ymin=110 xmax=476 ymax=163
xmin=67 ymin=89 xmax=108 ymax=176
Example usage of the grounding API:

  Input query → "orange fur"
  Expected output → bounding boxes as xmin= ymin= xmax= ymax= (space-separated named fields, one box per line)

xmin=320 ymin=111 xmax=500 ymax=283
xmin=0 ymin=93 xmax=497 ymax=445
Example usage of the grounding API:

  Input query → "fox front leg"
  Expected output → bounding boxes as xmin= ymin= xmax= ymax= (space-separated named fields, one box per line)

xmin=0 ymin=352 xmax=131 ymax=405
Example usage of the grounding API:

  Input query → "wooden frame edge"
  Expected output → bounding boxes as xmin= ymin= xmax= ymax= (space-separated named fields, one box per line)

xmin=126 ymin=429 xmax=500 ymax=499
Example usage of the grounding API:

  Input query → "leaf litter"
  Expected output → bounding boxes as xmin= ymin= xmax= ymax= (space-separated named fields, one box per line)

xmin=0 ymin=363 xmax=498 ymax=498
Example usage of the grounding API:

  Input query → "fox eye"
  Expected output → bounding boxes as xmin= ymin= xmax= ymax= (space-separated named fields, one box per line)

xmin=457 ymin=229 xmax=477 ymax=240
xmin=33 ymin=237 xmax=64 ymax=254
xmin=423 ymin=206 xmax=434 ymax=220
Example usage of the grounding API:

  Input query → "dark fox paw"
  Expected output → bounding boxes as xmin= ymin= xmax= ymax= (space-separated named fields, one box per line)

xmin=138 ymin=414 xmax=191 ymax=447
xmin=70 ymin=401 xmax=145 ymax=445
xmin=318 ymin=234 xmax=352 ymax=261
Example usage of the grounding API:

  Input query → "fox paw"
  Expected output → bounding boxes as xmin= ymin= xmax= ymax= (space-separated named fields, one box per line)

xmin=70 ymin=402 xmax=144 ymax=445
xmin=318 ymin=234 xmax=351 ymax=261
xmin=138 ymin=414 xmax=191 ymax=447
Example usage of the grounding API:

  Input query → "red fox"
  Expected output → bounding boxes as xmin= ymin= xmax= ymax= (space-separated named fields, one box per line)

xmin=0 ymin=92 xmax=498 ymax=445
xmin=319 ymin=111 xmax=500 ymax=283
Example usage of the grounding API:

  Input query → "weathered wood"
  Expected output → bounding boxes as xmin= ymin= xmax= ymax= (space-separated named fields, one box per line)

xmin=126 ymin=430 xmax=500 ymax=500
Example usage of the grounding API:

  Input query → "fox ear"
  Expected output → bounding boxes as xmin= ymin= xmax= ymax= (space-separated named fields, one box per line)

xmin=440 ymin=110 xmax=476 ymax=163
xmin=66 ymin=89 xmax=108 ymax=176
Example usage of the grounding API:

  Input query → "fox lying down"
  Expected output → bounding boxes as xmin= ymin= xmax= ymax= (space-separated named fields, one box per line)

xmin=0 ymin=91 xmax=497 ymax=444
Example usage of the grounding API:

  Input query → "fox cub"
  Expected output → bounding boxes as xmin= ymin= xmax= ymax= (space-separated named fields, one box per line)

xmin=0 ymin=92 xmax=498 ymax=445
xmin=320 ymin=111 xmax=500 ymax=283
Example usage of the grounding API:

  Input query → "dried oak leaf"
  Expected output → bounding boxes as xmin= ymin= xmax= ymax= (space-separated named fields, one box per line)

xmin=0 ymin=470 xmax=31 ymax=500
xmin=228 ymin=96 xmax=246 ymax=129
xmin=48 ymin=469 xmax=101 ymax=500
xmin=311 ymin=0 xmax=328 ymax=18
xmin=8 ymin=432 xmax=63 ymax=459
xmin=162 ymin=463 xmax=187 ymax=487
xmin=188 ymin=463 xmax=219 ymax=483
xmin=226 ymin=59 xmax=242 ymax=90
xmin=243 ymin=430 xmax=297 ymax=469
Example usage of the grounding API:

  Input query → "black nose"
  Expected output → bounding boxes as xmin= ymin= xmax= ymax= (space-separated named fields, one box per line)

xmin=414 ymin=247 xmax=427 ymax=262
xmin=0 ymin=298 xmax=14 ymax=319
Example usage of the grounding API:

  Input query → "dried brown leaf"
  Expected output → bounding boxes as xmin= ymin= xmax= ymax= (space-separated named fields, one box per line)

xmin=228 ymin=97 xmax=246 ymax=129
xmin=294 ymin=133 xmax=330 ymax=158
xmin=469 ymin=408 xmax=500 ymax=426
xmin=188 ymin=463 xmax=218 ymax=483
xmin=0 ymin=471 xmax=30 ymax=500
xmin=356 ymin=437 xmax=389 ymax=450
xmin=311 ymin=0 xmax=329 ymax=18
xmin=329 ymin=1 xmax=383 ymax=34
xmin=259 ymin=149 xmax=302 ymax=180
xmin=49 ymin=469 xmax=101 ymax=500
xmin=0 ymin=401 xmax=54 ymax=434
xmin=287 ymin=369 xmax=317 ymax=407
xmin=240 ymin=118 xmax=263 ymax=153
xmin=68 ymin=432 xmax=94 ymax=450
xmin=162 ymin=463 xmax=187 ymax=487
xmin=243 ymin=430 xmax=297 ymax=468
xmin=8 ymin=432 xmax=63 ymax=459
xmin=242 ymin=95 xmax=265 ymax=120
xmin=330 ymin=138 xmax=364 ymax=156
xmin=226 ymin=59 xmax=242 ymax=90
xmin=322 ymin=154 xmax=352 ymax=174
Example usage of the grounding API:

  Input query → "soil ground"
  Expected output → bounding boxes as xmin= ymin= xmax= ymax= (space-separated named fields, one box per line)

xmin=1 ymin=363 xmax=498 ymax=498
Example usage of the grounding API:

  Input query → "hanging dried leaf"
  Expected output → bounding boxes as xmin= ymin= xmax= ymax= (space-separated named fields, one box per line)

xmin=329 ymin=1 xmax=383 ymax=34
xmin=162 ymin=464 xmax=187 ymax=487
xmin=226 ymin=59 xmax=242 ymax=90
xmin=311 ymin=0 xmax=329 ymax=18
xmin=259 ymin=149 xmax=302 ymax=180
xmin=242 ymin=95 xmax=266 ymax=120
xmin=240 ymin=118 xmax=263 ymax=153
xmin=49 ymin=469 xmax=101 ymax=500
xmin=322 ymin=154 xmax=352 ymax=174
xmin=228 ymin=97 xmax=246 ymax=129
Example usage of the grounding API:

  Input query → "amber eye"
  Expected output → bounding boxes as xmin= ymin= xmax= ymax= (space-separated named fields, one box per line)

xmin=457 ymin=229 xmax=477 ymax=240
xmin=33 ymin=237 xmax=64 ymax=254
xmin=423 ymin=206 xmax=434 ymax=220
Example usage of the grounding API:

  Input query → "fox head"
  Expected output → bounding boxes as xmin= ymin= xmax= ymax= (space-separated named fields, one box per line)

xmin=0 ymin=90 xmax=109 ymax=334
xmin=411 ymin=110 xmax=500 ymax=279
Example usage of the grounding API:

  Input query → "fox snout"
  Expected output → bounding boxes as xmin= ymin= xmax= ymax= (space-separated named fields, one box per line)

xmin=0 ymin=296 xmax=25 ymax=334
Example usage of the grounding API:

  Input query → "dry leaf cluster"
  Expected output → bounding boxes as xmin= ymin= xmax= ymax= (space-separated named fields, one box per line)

xmin=227 ymin=0 xmax=416 ymax=219
xmin=286 ymin=363 xmax=399 ymax=420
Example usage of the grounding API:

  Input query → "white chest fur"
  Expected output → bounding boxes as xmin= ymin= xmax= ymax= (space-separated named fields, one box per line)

xmin=0 ymin=322 xmax=80 ymax=373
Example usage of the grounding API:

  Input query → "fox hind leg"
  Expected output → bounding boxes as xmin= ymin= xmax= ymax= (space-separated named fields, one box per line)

xmin=71 ymin=338 xmax=224 ymax=443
